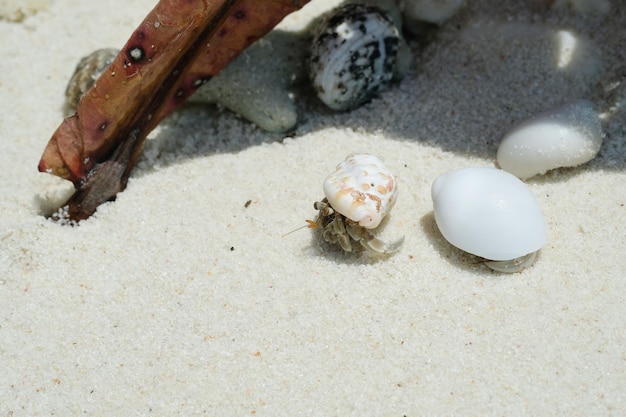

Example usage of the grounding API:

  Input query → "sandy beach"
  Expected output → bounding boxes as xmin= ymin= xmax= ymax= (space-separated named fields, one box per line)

xmin=1 ymin=0 xmax=625 ymax=414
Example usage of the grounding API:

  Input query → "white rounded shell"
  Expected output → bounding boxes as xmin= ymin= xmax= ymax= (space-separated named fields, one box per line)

xmin=309 ymin=4 xmax=400 ymax=111
xmin=323 ymin=153 xmax=398 ymax=229
xmin=431 ymin=167 xmax=547 ymax=261
xmin=497 ymin=100 xmax=603 ymax=179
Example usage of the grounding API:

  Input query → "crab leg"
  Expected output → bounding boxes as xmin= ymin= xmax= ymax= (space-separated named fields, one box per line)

xmin=38 ymin=0 xmax=310 ymax=221
xmin=346 ymin=223 xmax=404 ymax=255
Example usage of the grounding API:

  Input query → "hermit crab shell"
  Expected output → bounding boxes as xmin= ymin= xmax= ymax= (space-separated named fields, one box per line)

xmin=309 ymin=4 xmax=400 ymax=111
xmin=323 ymin=153 xmax=398 ymax=229
xmin=65 ymin=48 xmax=118 ymax=113
xmin=431 ymin=167 xmax=547 ymax=261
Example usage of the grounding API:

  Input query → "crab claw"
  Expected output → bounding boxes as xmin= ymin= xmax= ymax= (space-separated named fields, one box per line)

xmin=346 ymin=223 xmax=404 ymax=255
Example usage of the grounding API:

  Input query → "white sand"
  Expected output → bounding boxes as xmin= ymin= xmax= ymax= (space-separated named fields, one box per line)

xmin=1 ymin=0 xmax=625 ymax=415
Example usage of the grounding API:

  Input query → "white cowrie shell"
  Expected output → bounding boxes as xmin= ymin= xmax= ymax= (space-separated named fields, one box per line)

xmin=431 ymin=167 xmax=547 ymax=272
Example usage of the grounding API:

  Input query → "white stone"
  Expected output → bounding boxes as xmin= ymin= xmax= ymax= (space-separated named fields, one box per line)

xmin=431 ymin=167 xmax=547 ymax=267
xmin=497 ymin=100 xmax=603 ymax=179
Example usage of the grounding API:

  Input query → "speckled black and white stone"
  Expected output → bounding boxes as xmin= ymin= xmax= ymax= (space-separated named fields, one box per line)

xmin=309 ymin=4 xmax=400 ymax=111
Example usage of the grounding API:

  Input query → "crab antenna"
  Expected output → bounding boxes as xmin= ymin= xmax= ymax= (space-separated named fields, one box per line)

xmin=281 ymin=219 xmax=320 ymax=238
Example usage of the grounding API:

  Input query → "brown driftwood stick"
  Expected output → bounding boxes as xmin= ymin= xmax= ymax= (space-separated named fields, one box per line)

xmin=38 ymin=0 xmax=310 ymax=221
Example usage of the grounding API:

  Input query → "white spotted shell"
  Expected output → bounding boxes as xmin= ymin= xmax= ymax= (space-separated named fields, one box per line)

xmin=431 ymin=167 xmax=547 ymax=262
xmin=323 ymin=153 xmax=398 ymax=229
xmin=309 ymin=4 xmax=400 ymax=111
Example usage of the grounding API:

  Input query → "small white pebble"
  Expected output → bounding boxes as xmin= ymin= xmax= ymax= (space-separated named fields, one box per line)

xmin=496 ymin=99 xmax=603 ymax=179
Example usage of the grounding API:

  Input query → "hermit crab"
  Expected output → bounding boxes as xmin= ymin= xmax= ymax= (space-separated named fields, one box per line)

xmin=308 ymin=153 xmax=404 ymax=255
